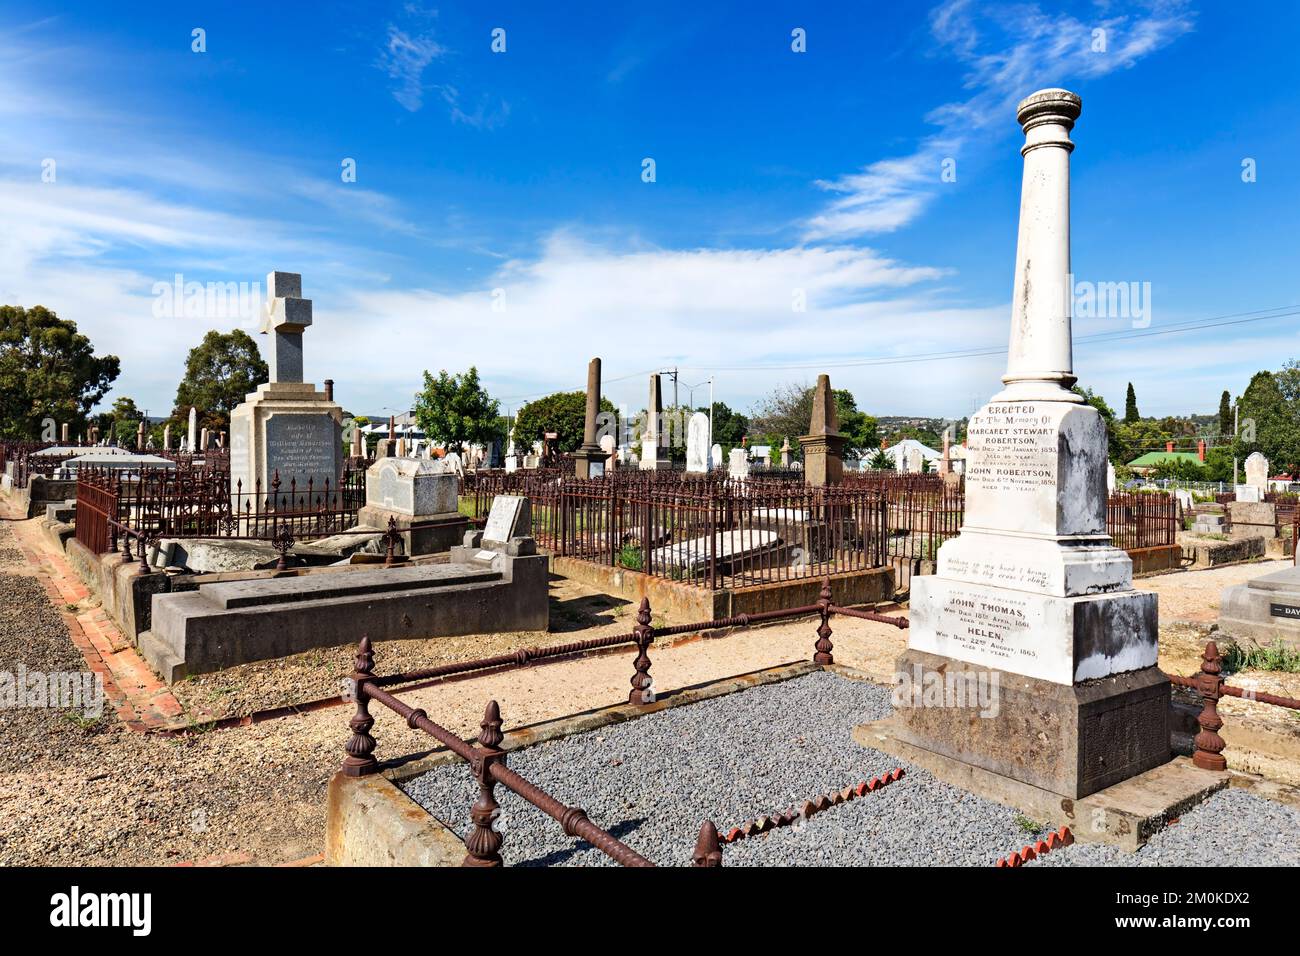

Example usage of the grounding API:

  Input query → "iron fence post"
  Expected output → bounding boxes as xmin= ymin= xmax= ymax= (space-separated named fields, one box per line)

xmin=342 ymin=636 xmax=380 ymax=777
xmin=629 ymin=597 xmax=654 ymax=705
xmin=1192 ymin=641 xmax=1227 ymax=771
xmin=814 ymin=576 xmax=834 ymax=665
xmin=463 ymin=700 xmax=506 ymax=867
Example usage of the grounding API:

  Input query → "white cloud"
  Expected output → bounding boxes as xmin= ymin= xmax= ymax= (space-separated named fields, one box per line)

xmin=378 ymin=25 xmax=448 ymax=112
xmin=803 ymin=0 xmax=1195 ymax=241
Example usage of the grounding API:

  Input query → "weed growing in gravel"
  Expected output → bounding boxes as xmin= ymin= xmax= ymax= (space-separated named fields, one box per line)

xmin=1014 ymin=814 xmax=1045 ymax=834
xmin=1222 ymin=641 xmax=1300 ymax=673
xmin=62 ymin=710 xmax=106 ymax=732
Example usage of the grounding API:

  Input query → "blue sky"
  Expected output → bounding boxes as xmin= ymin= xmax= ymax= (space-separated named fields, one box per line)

xmin=1 ymin=0 xmax=1297 ymax=422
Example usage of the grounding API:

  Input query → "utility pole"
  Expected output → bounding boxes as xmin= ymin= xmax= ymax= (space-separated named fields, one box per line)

xmin=1233 ymin=405 xmax=1239 ymax=487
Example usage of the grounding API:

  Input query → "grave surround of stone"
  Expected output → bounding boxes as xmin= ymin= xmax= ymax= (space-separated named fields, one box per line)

xmin=883 ymin=89 xmax=1169 ymax=800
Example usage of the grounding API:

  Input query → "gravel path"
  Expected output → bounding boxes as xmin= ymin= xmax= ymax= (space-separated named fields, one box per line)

xmin=402 ymin=671 xmax=1038 ymax=866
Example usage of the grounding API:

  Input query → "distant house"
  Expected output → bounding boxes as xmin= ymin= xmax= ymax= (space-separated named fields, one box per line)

xmin=1127 ymin=440 xmax=1208 ymax=476
xmin=877 ymin=438 xmax=943 ymax=473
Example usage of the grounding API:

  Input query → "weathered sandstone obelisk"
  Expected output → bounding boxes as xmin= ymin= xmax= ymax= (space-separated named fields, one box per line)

xmin=890 ymin=90 xmax=1168 ymax=798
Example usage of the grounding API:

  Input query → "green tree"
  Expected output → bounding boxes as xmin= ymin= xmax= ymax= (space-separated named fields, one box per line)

xmin=1217 ymin=390 xmax=1233 ymax=439
xmin=511 ymin=390 xmax=615 ymax=454
xmin=412 ymin=366 xmax=503 ymax=450
xmin=108 ymin=396 xmax=143 ymax=446
xmin=709 ymin=401 xmax=749 ymax=454
xmin=172 ymin=329 xmax=268 ymax=431
xmin=1073 ymin=384 xmax=1125 ymax=464
xmin=1124 ymin=382 xmax=1140 ymax=423
xmin=749 ymin=382 xmax=875 ymax=455
xmin=1235 ymin=370 xmax=1299 ymax=473
xmin=0 ymin=305 xmax=120 ymax=439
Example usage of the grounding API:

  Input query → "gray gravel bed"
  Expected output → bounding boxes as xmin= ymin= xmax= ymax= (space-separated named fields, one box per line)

xmin=401 ymin=670 xmax=1037 ymax=866
xmin=1030 ymin=787 xmax=1300 ymax=867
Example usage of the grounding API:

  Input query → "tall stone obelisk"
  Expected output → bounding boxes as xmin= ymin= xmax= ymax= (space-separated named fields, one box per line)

xmin=572 ymin=358 xmax=606 ymax=478
xmin=887 ymin=90 xmax=1168 ymax=799
xmin=639 ymin=373 xmax=671 ymax=470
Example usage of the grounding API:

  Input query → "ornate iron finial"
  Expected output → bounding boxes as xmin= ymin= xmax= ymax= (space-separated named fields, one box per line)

xmin=479 ymin=700 xmax=504 ymax=750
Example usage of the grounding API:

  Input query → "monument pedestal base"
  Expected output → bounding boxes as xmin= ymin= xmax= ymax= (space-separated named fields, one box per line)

xmin=855 ymin=715 xmax=1221 ymax=850
xmin=572 ymin=446 xmax=606 ymax=478
xmin=887 ymin=649 xmax=1170 ymax=799
xmin=356 ymin=506 xmax=468 ymax=556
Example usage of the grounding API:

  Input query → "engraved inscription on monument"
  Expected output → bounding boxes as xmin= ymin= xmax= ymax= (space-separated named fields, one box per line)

xmin=934 ymin=586 xmax=1038 ymax=668
xmin=264 ymin=414 xmax=340 ymax=486
xmin=964 ymin=403 xmax=1057 ymax=498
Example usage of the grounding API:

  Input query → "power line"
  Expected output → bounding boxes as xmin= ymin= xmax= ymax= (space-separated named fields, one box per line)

xmin=492 ymin=302 xmax=1299 ymax=403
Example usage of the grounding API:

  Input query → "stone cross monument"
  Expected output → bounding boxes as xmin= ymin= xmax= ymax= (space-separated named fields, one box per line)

xmin=229 ymin=272 xmax=343 ymax=503
xmin=572 ymin=357 xmax=606 ymax=478
xmin=639 ymin=373 xmax=672 ymax=470
xmin=888 ymin=90 xmax=1168 ymax=799
xmin=798 ymin=374 xmax=846 ymax=486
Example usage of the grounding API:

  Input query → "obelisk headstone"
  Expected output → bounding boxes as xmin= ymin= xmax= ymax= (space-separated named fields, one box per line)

xmin=639 ymin=374 xmax=672 ymax=470
xmin=572 ymin=358 xmax=606 ymax=478
xmin=798 ymin=374 xmax=846 ymax=486
xmin=187 ymin=407 xmax=197 ymax=453
xmin=884 ymin=90 xmax=1168 ymax=799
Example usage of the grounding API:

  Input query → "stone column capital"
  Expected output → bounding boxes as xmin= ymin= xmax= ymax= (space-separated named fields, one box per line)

xmin=1017 ymin=88 xmax=1081 ymax=155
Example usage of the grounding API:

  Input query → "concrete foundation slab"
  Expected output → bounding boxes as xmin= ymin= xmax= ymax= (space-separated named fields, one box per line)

xmin=854 ymin=717 xmax=1227 ymax=850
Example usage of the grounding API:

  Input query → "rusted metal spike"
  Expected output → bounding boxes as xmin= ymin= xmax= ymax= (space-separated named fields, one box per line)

xmin=692 ymin=820 xmax=723 ymax=867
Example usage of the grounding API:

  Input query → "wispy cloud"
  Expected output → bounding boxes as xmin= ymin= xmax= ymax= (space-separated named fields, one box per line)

xmin=378 ymin=23 xmax=448 ymax=111
xmin=804 ymin=0 xmax=1195 ymax=241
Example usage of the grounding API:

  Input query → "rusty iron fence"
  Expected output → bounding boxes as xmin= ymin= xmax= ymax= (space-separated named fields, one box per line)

xmin=1104 ymin=492 xmax=1181 ymax=550
xmin=545 ymin=475 xmax=889 ymax=590
xmin=74 ymin=463 xmax=368 ymax=557
xmin=338 ymin=590 xmax=1294 ymax=866
xmin=1172 ymin=640 xmax=1300 ymax=771
xmin=340 ymin=577 xmax=908 ymax=867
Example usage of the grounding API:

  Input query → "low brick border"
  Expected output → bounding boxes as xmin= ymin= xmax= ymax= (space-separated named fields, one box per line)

xmin=4 ymin=504 xmax=193 ymax=731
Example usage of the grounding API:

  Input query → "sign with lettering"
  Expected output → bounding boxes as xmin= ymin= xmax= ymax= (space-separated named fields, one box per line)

xmin=1269 ymin=603 xmax=1300 ymax=620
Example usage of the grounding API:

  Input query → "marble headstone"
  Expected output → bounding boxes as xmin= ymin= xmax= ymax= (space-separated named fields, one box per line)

xmin=686 ymin=413 xmax=712 ymax=473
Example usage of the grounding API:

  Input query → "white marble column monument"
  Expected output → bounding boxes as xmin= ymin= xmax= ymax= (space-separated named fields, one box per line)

xmin=884 ymin=90 xmax=1168 ymax=799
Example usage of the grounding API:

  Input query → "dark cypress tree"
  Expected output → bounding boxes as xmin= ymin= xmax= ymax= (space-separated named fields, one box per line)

xmin=1124 ymin=382 xmax=1140 ymax=423
xmin=1218 ymin=390 xmax=1232 ymax=438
